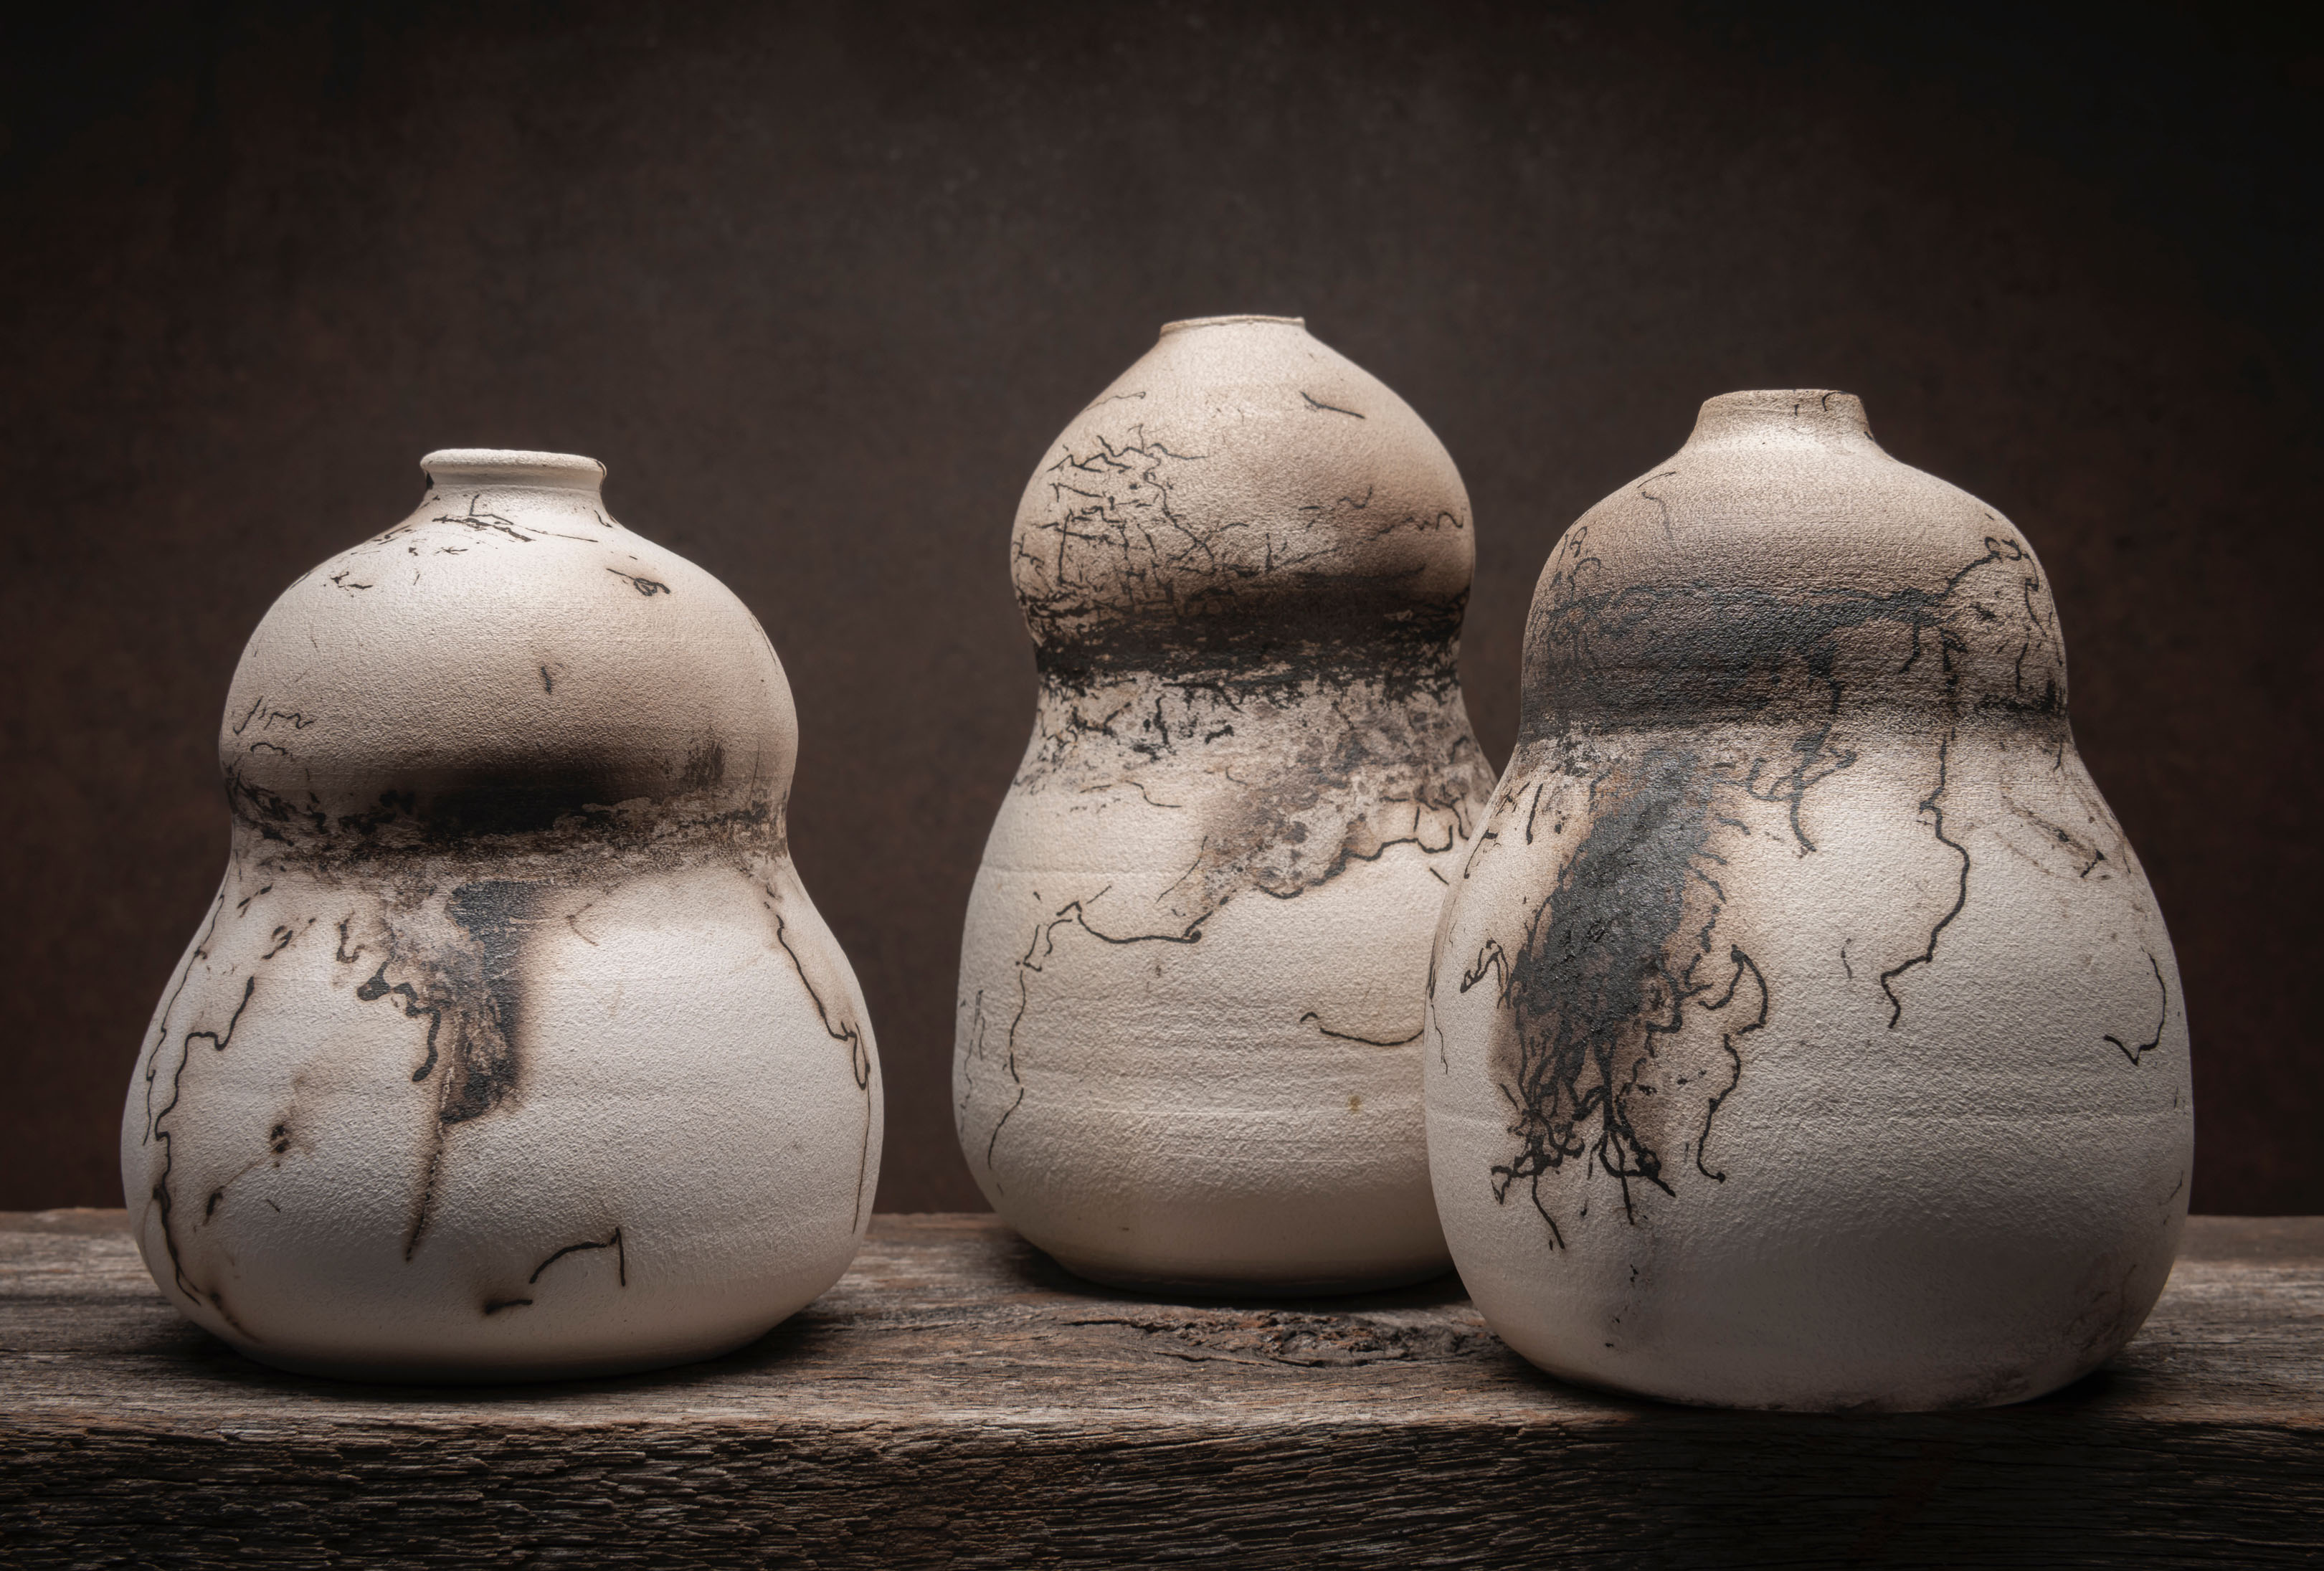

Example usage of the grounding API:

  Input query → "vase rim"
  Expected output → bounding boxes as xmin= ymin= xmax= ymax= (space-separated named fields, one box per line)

xmin=1159 ymin=314 xmax=1307 ymax=336
xmin=421 ymin=449 xmax=607 ymax=493
xmin=1687 ymin=390 xmax=1876 ymax=447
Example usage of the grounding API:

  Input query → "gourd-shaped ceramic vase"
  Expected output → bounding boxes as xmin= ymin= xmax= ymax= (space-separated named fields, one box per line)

xmin=121 ymin=450 xmax=881 ymax=1382
xmin=1427 ymin=391 xmax=2192 ymax=1410
xmin=955 ymin=315 xmax=1494 ymax=1292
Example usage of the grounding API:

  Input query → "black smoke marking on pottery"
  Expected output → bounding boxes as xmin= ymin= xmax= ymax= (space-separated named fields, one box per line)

xmin=228 ymin=749 xmax=680 ymax=845
xmin=1003 ymin=403 xmax=1489 ymax=924
xmin=138 ymin=478 xmax=883 ymax=1377
xmin=1013 ymin=663 xmax=1489 ymax=939
xmin=967 ymin=368 xmax=1491 ymax=1192
xmin=1475 ymin=749 xmax=1763 ymax=1243
xmin=351 ymin=880 xmax=546 ymax=1258
xmin=1014 ymin=423 xmax=1472 ymax=675
xmin=682 ymin=738 xmax=727 ymax=793
xmin=419 ymin=766 xmax=637 ymax=840
xmin=1474 ymin=526 xmax=2079 ymax=1239
xmin=437 ymin=881 xmax=533 ymax=1122
xmin=1524 ymin=531 xmax=2065 ymax=736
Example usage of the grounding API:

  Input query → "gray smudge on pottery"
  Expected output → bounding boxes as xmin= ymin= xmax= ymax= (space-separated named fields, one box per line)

xmin=955 ymin=316 xmax=1494 ymax=1293
xmin=1427 ymin=391 xmax=2192 ymax=1410
xmin=121 ymin=450 xmax=881 ymax=1382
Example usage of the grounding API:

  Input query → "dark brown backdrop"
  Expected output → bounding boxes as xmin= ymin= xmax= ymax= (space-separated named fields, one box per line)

xmin=3 ymin=1 xmax=2316 ymax=1213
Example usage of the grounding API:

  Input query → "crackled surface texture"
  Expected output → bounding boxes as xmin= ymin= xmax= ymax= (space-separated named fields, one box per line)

xmin=3 ymin=1211 xmax=2320 ymax=1567
xmin=1428 ymin=392 xmax=2193 ymax=1410
xmin=956 ymin=317 xmax=1493 ymax=1292
xmin=120 ymin=452 xmax=881 ymax=1382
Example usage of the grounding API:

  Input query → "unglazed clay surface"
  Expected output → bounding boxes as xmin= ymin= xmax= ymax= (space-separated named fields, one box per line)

xmin=1428 ymin=391 xmax=2192 ymax=1410
xmin=121 ymin=450 xmax=881 ymax=1382
xmin=955 ymin=317 xmax=1494 ymax=1293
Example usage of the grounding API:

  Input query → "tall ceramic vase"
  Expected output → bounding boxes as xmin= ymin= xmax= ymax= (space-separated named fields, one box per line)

xmin=955 ymin=315 xmax=1494 ymax=1293
xmin=122 ymin=450 xmax=881 ymax=1382
xmin=1428 ymin=391 xmax=2192 ymax=1409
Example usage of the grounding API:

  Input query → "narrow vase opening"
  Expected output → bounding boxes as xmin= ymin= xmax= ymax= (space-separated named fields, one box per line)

xmin=1159 ymin=314 xmax=1307 ymax=336
xmin=1685 ymin=390 xmax=1879 ymax=451
xmin=421 ymin=449 xmax=607 ymax=495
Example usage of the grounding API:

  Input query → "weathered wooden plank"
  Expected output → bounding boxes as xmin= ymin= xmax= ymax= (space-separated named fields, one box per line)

xmin=2 ymin=1212 xmax=2319 ymax=1567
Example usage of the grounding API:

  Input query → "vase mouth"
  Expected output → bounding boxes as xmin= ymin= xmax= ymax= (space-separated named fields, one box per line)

xmin=421 ymin=448 xmax=607 ymax=494
xmin=1685 ymin=390 xmax=1878 ymax=450
xmin=1159 ymin=314 xmax=1307 ymax=336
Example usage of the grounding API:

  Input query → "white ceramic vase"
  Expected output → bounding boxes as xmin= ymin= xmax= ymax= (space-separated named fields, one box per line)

xmin=954 ymin=316 xmax=1494 ymax=1292
xmin=121 ymin=450 xmax=881 ymax=1382
xmin=1428 ymin=391 xmax=2193 ymax=1410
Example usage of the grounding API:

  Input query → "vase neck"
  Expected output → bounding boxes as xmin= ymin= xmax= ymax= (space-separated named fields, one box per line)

xmin=1158 ymin=313 xmax=1306 ymax=337
xmin=1682 ymin=390 xmax=1883 ymax=455
xmin=421 ymin=448 xmax=607 ymax=497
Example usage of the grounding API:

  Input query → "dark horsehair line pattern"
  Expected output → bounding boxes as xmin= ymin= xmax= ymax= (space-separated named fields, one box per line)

xmin=1460 ymin=509 xmax=2166 ymax=1246
xmin=138 ymin=877 xmax=633 ymax=1332
xmin=760 ymin=875 xmax=878 ymax=1229
xmin=972 ymin=784 xmax=1481 ymax=1190
xmin=140 ymin=855 xmax=873 ymax=1329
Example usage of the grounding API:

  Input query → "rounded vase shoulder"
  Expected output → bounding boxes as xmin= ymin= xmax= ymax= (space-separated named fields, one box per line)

xmin=956 ymin=315 xmax=1494 ymax=1294
xmin=120 ymin=449 xmax=881 ymax=1382
xmin=1426 ymin=391 xmax=2192 ymax=1410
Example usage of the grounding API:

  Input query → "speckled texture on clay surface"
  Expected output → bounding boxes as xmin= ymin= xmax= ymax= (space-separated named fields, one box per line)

xmin=120 ymin=450 xmax=881 ymax=1382
xmin=1426 ymin=391 xmax=2193 ymax=1410
xmin=955 ymin=317 xmax=1494 ymax=1293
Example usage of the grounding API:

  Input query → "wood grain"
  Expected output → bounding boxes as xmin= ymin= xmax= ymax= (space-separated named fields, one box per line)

xmin=4 ymin=1212 xmax=2320 ymax=1567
